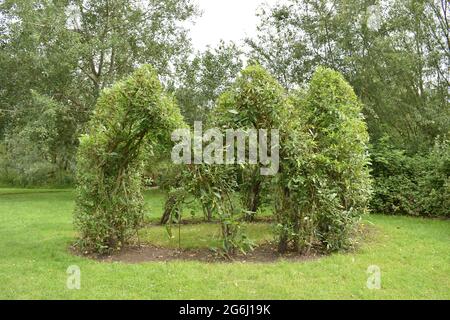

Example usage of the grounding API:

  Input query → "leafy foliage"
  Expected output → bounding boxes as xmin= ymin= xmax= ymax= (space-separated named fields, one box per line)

xmin=248 ymin=0 xmax=449 ymax=153
xmin=211 ymin=64 xmax=288 ymax=220
xmin=169 ymin=41 xmax=244 ymax=124
xmin=0 ymin=0 xmax=198 ymax=185
xmin=160 ymin=162 xmax=253 ymax=257
xmin=0 ymin=92 xmax=76 ymax=186
xmin=74 ymin=65 xmax=185 ymax=253
xmin=160 ymin=64 xmax=288 ymax=254
xmin=276 ymin=67 xmax=372 ymax=253
xmin=1 ymin=0 xmax=447 ymax=259
xmin=371 ymin=136 xmax=450 ymax=217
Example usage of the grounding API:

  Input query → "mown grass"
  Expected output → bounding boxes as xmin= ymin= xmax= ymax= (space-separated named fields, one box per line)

xmin=139 ymin=223 xmax=273 ymax=249
xmin=0 ymin=188 xmax=449 ymax=299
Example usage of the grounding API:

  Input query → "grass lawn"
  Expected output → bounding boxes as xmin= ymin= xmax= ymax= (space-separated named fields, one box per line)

xmin=0 ymin=188 xmax=449 ymax=299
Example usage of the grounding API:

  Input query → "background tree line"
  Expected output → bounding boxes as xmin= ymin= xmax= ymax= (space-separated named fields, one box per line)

xmin=0 ymin=0 xmax=448 ymax=217
xmin=0 ymin=0 xmax=242 ymax=185
xmin=248 ymin=0 xmax=449 ymax=153
xmin=246 ymin=0 xmax=449 ymax=216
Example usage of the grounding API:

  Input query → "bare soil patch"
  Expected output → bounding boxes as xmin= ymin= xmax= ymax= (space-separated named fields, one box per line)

xmin=71 ymin=221 xmax=375 ymax=264
xmin=73 ymin=242 xmax=321 ymax=264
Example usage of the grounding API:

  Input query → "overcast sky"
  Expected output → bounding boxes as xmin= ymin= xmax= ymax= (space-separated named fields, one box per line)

xmin=188 ymin=0 xmax=282 ymax=51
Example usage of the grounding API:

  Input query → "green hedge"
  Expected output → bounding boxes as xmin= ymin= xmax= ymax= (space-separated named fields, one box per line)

xmin=370 ymin=136 xmax=450 ymax=217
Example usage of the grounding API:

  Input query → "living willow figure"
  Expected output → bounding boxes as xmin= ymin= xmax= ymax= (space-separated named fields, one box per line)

xmin=276 ymin=67 xmax=372 ymax=253
xmin=211 ymin=64 xmax=288 ymax=221
xmin=74 ymin=65 xmax=185 ymax=253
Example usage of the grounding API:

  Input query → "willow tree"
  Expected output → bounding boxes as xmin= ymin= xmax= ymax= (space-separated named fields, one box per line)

xmin=277 ymin=67 xmax=372 ymax=253
xmin=0 ymin=0 xmax=199 ymax=185
xmin=74 ymin=65 xmax=185 ymax=253
xmin=248 ymin=0 xmax=449 ymax=153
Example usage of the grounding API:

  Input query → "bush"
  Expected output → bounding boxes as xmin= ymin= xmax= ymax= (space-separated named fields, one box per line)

xmin=371 ymin=136 xmax=450 ymax=217
xmin=74 ymin=65 xmax=185 ymax=253
xmin=276 ymin=67 xmax=372 ymax=253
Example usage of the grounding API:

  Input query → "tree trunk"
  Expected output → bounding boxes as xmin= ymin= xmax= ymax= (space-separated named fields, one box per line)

xmin=278 ymin=233 xmax=288 ymax=253
xmin=160 ymin=195 xmax=177 ymax=224
xmin=202 ymin=203 xmax=213 ymax=222
xmin=244 ymin=179 xmax=261 ymax=221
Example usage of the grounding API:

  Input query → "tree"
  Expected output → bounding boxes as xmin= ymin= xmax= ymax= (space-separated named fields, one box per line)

xmin=0 ymin=0 xmax=199 ymax=185
xmin=170 ymin=41 xmax=244 ymax=124
xmin=247 ymin=0 xmax=449 ymax=152
xmin=1 ymin=91 xmax=77 ymax=185
xmin=74 ymin=65 xmax=185 ymax=253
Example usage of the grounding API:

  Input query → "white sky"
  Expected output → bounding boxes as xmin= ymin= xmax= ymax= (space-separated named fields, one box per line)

xmin=188 ymin=0 xmax=282 ymax=51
